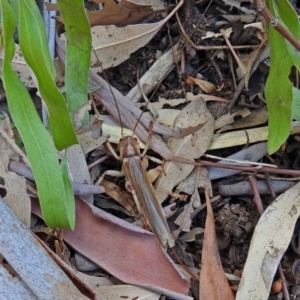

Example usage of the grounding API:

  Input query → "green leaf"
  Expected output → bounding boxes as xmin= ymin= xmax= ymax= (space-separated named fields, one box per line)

xmin=57 ymin=0 xmax=92 ymax=116
xmin=274 ymin=0 xmax=300 ymax=71
xmin=11 ymin=0 xmax=78 ymax=151
xmin=60 ymin=153 xmax=75 ymax=230
xmin=0 ymin=0 xmax=75 ymax=229
xmin=265 ymin=0 xmax=293 ymax=154
xmin=292 ymin=87 xmax=300 ymax=121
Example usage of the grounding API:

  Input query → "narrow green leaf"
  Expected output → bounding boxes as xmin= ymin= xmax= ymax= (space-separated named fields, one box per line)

xmin=57 ymin=0 xmax=92 ymax=115
xmin=265 ymin=0 xmax=293 ymax=154
xmin=0 ymin=0 xmax=75 ymax=229
xmin=60 ymin=153 xmax=75 ymax=230
xmin=275 ymin=0 xmax=300 ymax=71
xmin=11 ymin=0 xmax=78 ymax=150
xmin=292 ymin=87 xmax=300 ymax=121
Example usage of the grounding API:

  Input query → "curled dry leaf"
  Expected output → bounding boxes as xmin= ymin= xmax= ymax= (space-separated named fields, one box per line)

xmin=154 ymin=97 xmax=214 ymax=203
xmin=236 ymin=182 xmax=300 ymax=299
xmin=59 ymin=0 xmax=183 ymax=70
xmin=186 ymin=76 xmax=216 ymax=93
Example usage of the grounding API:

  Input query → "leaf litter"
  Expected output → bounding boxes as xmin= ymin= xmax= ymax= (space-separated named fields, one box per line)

xmin=2 ymin=0 xmax=300 ymax=299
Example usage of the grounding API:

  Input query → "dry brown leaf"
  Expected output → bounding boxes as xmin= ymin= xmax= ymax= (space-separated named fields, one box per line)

xmin=199 ymin=188 xmax=234 ymax=300
xmin=48 ymin=0 xmax=163 ymax=27
xmin=0 ymin=116 xmax=31 ymax=227
xmin=100 ymin=179 xmax=138 ymax=217
xmin=154 ymin=97 xmax=214 ymax=203
xmin=31 ymin=197 xmax=191 ymax=300
xmin=186 ymin=76 xmax=216 ymax=93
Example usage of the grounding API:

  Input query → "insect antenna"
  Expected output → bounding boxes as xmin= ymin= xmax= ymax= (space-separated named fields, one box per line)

xmin=132 ymin=71 xmax=153 ymax=137
xmin=92 ymin=47 xmax=124 ymax=136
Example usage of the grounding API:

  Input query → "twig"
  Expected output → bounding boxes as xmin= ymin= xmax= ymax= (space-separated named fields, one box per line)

xmin=220 ymin=29 xmax=246 ymax=76
xmin=248 ymin=176 xmax=264 ymax=215
xmin=254 ymin=0 xmax=300 ymax=52
xmin=196 ymin=160 xmax=300 ymax=176
xmin=203 ymin=153 xmax=277 ymax=168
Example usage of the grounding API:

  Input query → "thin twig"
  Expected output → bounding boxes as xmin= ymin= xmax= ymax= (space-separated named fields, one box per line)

xmin=254 ymin=0 xmax=300 ymax=52
xmin=248 ymin=175 xmax=264 ymax=215
xmin=203 ymin=153 xmax=277 ymax=168
xmin=196 ymin=160 xmax=300 ymax=176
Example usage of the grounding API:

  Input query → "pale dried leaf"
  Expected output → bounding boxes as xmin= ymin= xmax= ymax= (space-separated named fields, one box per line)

xmin=127 ymin=43 xmax=182 ymax=103
xmin=77 ymin=117 xmax=107 ymax=154
xmin=175 ymin=167 xmax=212 ymax=204
xmin=0 ymin=44 xmax=65 ymax=88
xmin=174 ymin=168 xmax=211 ymax=232
xmin=67 ymin=144 xmax=93 ymax=203
xmin=217 ymin=106 xmax=268 ymax=133
xmin=98 ymin=285 xmax=160 ymax=300
xmin=179 ymin=227 xmax=204 ymax=242
xmin=187 ymin=76 xmax=216 ymax=93
xmin=155 ymin=97 xmax=214 ymax=203
xmin=202 ymin=22 xmax=264 ymax=40
xmin=236 ymin=182 xmax=300 ymax=299
xmin=71 ymin=100 xmax=92 ymax=130
xmin=215 ymin=108 xmax=251 ymax=130
xmin=174 ymin=204 xmax=193 ymax=232
xmin=209 ymin=121 xmax=300 ymax=150
xmin=199 ymin=190 xmax=234 ymax=300
xmin=0 ymin=198 xmax=88 ymax=299
xmin=76 ymin=272 xmax=113 ymax=289
xmin=145 ymin=109 xmax=181 ymax=127
xmin=60 ymin=0 xmax=183 ymax=70
xmin=0 ymin=117 xmax=30 ymax=227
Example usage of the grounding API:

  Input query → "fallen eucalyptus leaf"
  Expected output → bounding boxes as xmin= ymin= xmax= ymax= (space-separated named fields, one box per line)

xmin=200 ymin=190 xmax=234 ymax=300
xmin=59 ymin=0 xmax=183 ymax=70
xmin=236 ymin=182 xmax=300 ymax=299
xmin=154 ymin=97 xmax=214 ymax=203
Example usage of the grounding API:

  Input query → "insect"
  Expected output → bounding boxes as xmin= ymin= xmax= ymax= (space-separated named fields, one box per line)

xmin=97 ymin=122 xmax=175 ymax=248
